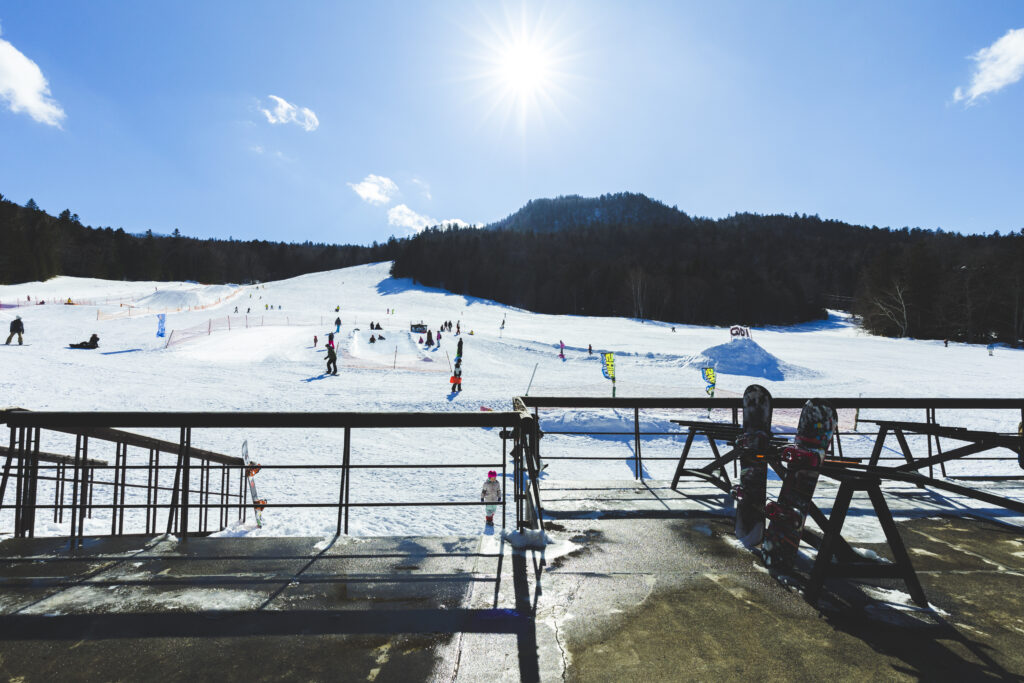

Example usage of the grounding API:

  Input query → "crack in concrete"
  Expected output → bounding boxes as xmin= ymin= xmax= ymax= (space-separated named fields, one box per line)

xmin=545 ymin=574 xmax=586 ymax=682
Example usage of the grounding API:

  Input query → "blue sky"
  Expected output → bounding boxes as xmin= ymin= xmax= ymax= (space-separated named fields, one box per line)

xmin=1 ymin=1 xmax=1022 ymax=244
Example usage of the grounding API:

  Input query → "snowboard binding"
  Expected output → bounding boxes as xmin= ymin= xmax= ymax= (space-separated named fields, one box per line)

xmin=780 ymin=445 xmax=821 ymax=468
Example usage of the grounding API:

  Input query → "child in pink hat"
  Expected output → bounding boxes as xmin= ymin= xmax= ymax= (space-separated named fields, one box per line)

xmin=480 ymin=470 xmax=501 ymax=526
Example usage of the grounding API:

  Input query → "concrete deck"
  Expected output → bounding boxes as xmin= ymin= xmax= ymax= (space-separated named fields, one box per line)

xmin=0 ymin=480 xmax=1022 ymax=681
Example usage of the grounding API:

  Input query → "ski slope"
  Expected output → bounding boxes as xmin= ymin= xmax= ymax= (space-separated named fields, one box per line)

xmin=1 ymin=262 xmax=1022 ymax=542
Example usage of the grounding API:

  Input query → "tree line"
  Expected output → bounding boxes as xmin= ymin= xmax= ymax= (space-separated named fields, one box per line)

xmin=2 ymin=191 xmax=1021 ymax=344
xmin=391 ymin=193 xmax=1024 ymax=345
xmin=0 ymin=194 xmax=395 ymax=285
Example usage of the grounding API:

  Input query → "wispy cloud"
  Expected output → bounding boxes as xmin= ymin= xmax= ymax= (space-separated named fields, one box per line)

xmin=411 ymin=178 xmax=432 ymax=201
xmin=349 ymin=174 xmax=399 ymax=205
xmin=259 ymin=94 xmax=319 ymax=131
xmin=954 ymin=28 xmax=1024 ymax=105
xmin=387 ymin=204 xmax=469 ymax=234
xmin=0 ymin=24 xmax=66 ymax=127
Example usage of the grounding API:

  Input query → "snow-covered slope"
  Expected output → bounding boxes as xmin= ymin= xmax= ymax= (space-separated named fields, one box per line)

xmin=1 ymin=262 xmax=1021 ymax=540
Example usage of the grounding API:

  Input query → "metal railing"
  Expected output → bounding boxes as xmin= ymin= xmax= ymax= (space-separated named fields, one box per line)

xmin=2 ymin=410 xmax=543 ymax=543
xmin=515 ymin=396 xmax=1024 ymax=485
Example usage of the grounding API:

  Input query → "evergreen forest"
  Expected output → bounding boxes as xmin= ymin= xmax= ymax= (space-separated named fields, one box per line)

xmin=2 ymin=191 xmax=1022 ymax=345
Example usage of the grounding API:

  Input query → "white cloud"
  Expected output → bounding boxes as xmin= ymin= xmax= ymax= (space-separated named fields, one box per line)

xmin=411 ymin=178 xmax=432 ymax=200
xmin=387 ymin=204 xmax=470 ymax=234
xmin=349 ymin=174 xmax=399 ymax=205
xmin=953 ymin=28 xmax=1024 ymax=105
xmin=259 ymin=94 xmax=319 ymax=131
xmin=0 ymin=25 xmax=66 ymax=127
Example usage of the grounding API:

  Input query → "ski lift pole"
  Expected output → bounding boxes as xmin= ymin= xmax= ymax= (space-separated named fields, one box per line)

xmin=612 ymin=378 xmax=616 ymax=398
xmin=525 ymin=362 xmax=539 ymax=396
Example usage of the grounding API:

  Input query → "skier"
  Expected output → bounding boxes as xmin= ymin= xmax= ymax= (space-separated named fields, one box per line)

xmin=588 ymin=344 xmax=592 ymax=355
xmin=559 ymin=340 xmax=565 ymax=359
xmin=369 ymin=334 xmax=376 ymax=344
xmin=457 ymin=321 xmax=461 ymax=335
xmin=437 ymin=331 xmax=442 ymax=343
xmin=480 ymin=470 xmax=501 ymax=526
xmin=426 ymin=330 xmax=434 ymax=346
xmin=451 ymin=358 xmax=463 ymax=392
xmin=313 ymin=335 xmax=318 ymax=348
xmin=335 ymin=317 xmax=341 ymax=333
xmin=234 ymin=306 xmax=238 ymax=314
xmin=457 ymin=337 xmax=463 ymax=358
xmin=325 ymin=339 xmax=337 ymax=375
xmin=5 ymin=315 xmax=24 ymax=345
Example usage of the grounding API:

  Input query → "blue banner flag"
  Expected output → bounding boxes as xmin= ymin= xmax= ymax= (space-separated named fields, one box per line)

xmin=157 ymin=313 xmax=166 ymax=338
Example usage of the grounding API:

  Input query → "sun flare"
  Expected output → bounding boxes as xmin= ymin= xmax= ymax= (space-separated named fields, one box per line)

xmin=498 ymin=41 xmax=553 ymax=97
xmin=463 ymin=7 xmax=577 ymax=133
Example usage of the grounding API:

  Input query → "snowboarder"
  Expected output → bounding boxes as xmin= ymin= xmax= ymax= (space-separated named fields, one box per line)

xmin=69 ymin=334 xmax=99 ymax=349
xmin=481 ymin=470 xmax=501 ymax=526
xmin=325 ymin=337 xmax=337 ymax=375
xmin=426 ymin=330 xmax=434 ymax=346
xmin=335 ymin=317 xmax=341 ymax=333
xmin=369 ymin=334 xmax=376 ymax=343
xmin=451 ymin=358 xmax=463 ymax=392
xmin=234 ymin=306 xmax=238 ymax=313
xmin=5 ymin=316 xmax=24 ymax=345
xmin=457 ymin=337 xmax=463 ymax=358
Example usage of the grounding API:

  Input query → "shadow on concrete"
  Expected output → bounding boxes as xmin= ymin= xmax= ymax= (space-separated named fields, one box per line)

xmin=0 ymin=533 xmax=546 ymax=683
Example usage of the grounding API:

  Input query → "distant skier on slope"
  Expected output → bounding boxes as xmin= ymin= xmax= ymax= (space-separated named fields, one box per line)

xmin=335 ymin=317 xmax=341 ymax=333
xmin=325 ymin=335 xmax=337 ymax=375
xmin=450 ymin=358 xmax=463 ymax=393
xmin=457 ymin=337 xmax=463 ymax=359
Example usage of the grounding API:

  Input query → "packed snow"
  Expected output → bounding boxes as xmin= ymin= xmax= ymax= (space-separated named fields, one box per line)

xmin=1 ymin=262 xmax=1022 ymax=545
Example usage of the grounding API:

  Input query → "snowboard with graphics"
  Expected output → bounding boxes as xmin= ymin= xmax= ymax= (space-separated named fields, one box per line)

xmin=762 ymin=399 xmax=836 ymax=571
xmin=732 ymin=385 xmax=773 ymax=547
xmin=242 ymin=440 xmax=266 ymax=528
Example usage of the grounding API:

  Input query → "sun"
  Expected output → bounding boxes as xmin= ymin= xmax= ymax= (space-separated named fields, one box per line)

xmin=461 ymin=6 xmax=577 ymax=134
xmin=498 ymin=40 xmax=553 ymax=98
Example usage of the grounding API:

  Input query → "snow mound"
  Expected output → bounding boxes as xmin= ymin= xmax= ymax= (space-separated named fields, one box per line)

xmin=689 ymin=337 xmax=815 ymax=381
xmin=134 ymin=284 xmax=237 ymax=310
xmin=348 ymin=329 xmax=429 ymax=365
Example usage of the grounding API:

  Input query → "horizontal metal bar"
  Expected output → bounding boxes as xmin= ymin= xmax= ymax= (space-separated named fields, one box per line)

xmin=3 ymin=501 xmax=498 ymax=510
xmin=5 ymin=411 xmax=525 ymax=429
xmin=519 ymin=397 xmax=1024 ymax=409
xmin=255 ymin=463 xmax=505 ymax=470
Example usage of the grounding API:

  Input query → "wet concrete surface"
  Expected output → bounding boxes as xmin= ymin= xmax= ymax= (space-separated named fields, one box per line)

xmin=0 ymin=480 xmax=1022 ymax=681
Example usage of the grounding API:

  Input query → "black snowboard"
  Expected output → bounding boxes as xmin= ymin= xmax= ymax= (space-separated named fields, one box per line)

xmin=763 ymin=398 xmax=836 ymax=571
xmin=732 ymin=384 xmax=773 ymax=547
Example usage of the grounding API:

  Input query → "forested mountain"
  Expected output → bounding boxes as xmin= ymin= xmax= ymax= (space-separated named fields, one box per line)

xmin=0 ymin=194 xmax=395 ymax=285
xmin=392 ymin=194 xmax=1024 ymax=345
xmin=2 ymin=191 xmax=1021 ymax=344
